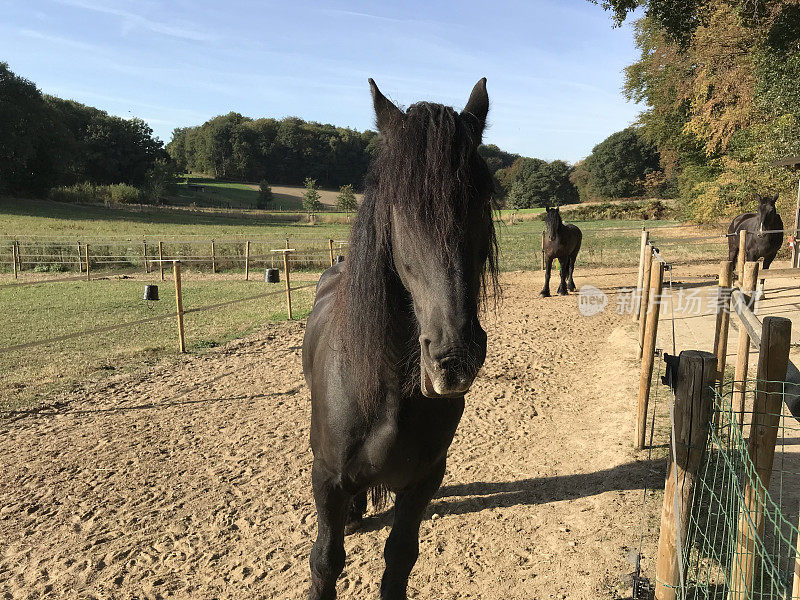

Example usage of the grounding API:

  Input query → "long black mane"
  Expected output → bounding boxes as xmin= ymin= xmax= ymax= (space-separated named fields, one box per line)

xmin=544 ymin=207 xmax=562 ymax=239
xmin=336 ymin=101 xmax=499 ymax=411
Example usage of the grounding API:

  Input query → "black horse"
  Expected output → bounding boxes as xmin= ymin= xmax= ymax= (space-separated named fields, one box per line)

xmin=302 ymin=78 xmax=498 ymax=600
xmin=540 ymin=206 xmax=582 ymax=297
xmin=727 ymin=193 xmax=784 ymax=271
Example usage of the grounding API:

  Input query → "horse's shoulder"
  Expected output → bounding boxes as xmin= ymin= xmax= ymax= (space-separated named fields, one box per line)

xmin=729 ymin=212 xmax=756 ymax=232
xmin=564 ymin=222 xmax=582 ymax=235
xmin=315 ymin=262 xmax=345 ymax=302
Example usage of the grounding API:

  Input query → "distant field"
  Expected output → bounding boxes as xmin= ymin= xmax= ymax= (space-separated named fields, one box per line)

xmin=0 ymin=196 xmax=351 ymax=240
xmin=172 ymin=176 xmax=363 ymax=211
xmin=0 ymin=273 xmax=316 ymax=411
xmin=1 ymin=195 xmax=734 ymax=411
xmin=0 ymin=196 xmax=703 ymax=274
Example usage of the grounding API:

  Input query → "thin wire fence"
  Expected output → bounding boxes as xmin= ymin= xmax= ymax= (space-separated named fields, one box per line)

xmin=682 ymin=379 xmax=800 ymax=599
xmin=0 ymin=238 xmax=348 ymax=274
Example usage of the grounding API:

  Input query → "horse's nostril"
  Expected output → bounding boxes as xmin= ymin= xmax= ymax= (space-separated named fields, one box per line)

xmin=420 ymin=336 xmax=433 ymax=359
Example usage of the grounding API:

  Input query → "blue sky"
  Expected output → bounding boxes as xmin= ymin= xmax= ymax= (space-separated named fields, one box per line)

xmin=1 ymin=0 xmax=643 ymax=162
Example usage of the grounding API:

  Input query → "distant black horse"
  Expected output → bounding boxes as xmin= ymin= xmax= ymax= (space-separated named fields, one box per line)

xmin=302 ymin=78 xmax=498 ymax=600
xmin=540 ymin=206 xmax=582 ymax=297
xmin=727 ymin=193 xmax=784 ymax=274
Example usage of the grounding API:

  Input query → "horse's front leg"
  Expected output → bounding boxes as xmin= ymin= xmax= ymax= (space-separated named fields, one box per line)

xmin=567 ymin=255 xmax=577 ymax=292
xmin=540 ymin=257 xmax=554 ymax=297
xmin=557 ymin=258 xmax=568 ymax=295
xmin=380 ymin=461 xmax=446 ymax=600
xmin=309 ymin=461 xmax=349 ymax=600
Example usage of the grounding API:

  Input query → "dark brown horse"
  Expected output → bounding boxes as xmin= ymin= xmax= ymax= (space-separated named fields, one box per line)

xmin=727 ymin=193 xmax=784 ymax=271
xmin=540 ymin=206 xmax=582 ymax=297
xmin=302 ymin=78 xmax=498 ymax=600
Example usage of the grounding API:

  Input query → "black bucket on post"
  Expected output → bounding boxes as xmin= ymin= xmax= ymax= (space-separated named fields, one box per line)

xmin=143 ymin=284 xmax=159 ymax=301
xmin=335 ymin=255 xmax=345 ymax=264
xmin=265 ymin=268 xmax=280 ymax=283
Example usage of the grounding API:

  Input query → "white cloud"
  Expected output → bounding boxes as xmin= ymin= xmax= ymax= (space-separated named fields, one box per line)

xmin=53 ymin=0 xmax=219 ymax=42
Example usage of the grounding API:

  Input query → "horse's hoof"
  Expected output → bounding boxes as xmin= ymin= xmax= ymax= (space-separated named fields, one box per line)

xmin=557 ymin=290 xmax=568 ymax=296
xmin=539 ymin=291 xmax=550 ymax=298
xmin=567 ymin=284 xmax=576 ymax=292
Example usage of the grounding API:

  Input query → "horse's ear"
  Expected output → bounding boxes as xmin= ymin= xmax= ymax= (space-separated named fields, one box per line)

xmin=461 ymin=77 xmax=489 ymax=140
xmin=369 ymin=78 xmax=403 ymax=135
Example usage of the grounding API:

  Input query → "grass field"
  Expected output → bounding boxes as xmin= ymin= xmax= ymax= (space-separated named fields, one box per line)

xmin=172 ymin=176 xmax=364 ymax=211
xmin=0 ymin=273 xmax=316 ymax=411
xmin=0 ymin=195 xmax=733 ymax=411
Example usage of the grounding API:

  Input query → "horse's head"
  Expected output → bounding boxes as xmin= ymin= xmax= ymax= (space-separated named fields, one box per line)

xmin=756 ymin=193 xmax=779 ymax=235
xmin=544 ymin=206 xmax=562 ymax=239
xmin=369 ymin=78 xmax=497 ymax=398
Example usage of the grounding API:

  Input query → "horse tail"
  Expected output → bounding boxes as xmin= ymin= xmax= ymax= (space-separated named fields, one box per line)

xmin=369 ymin=484 xmax=391 ymax=510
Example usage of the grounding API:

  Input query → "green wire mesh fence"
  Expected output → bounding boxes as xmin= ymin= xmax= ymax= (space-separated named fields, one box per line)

xmin=682 ymin=379 xmax=800 ymax=599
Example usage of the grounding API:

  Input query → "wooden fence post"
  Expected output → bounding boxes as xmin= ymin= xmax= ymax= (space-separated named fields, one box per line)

xmin=541 ymin=230 xmax=546 ymax=270
xmin=738 ymin=229 xmax=747 ymax=281
xmin=733 ymin=261 xmax=760 ymax=429
xmin=654 ymin=350 xmax=717 ymax=600
xmin=211 ymin=240 xmax=216 ymax=274
xmin=792 ymin=503 xmax=800 ymax=599
xmin=77 ymin=242 xmax=82 ymax=274
xmin=635 ymin=229 xmax=650 ymax=321
xmin=159 ymin=241 xmax=164 ymax=282
xmin=85 ymin=243 xmax=90 ymax=281
xmin=713 ymin=261 xmax=734 ymax=392
xmin=143 ymin=241 xmax=149 ymax=274
xmin=283 ymin=250 xmax=293 ymax=320
xmin=173 ymin=260 xmax=186 ymax=353
xmin=11 ymin=242 xmax=17 ymax=279
xmin=636 ymin=258 xmax=665 ymax=450
xmin=638 ymin=246 xmax=654 ymax=359
xmin=728 ymin=316 xmax=792 ymax=600
xmin=329 ymin=239 xmax=335 ymax=267
xmin=245 ymin=241 xmax=251 ymax=281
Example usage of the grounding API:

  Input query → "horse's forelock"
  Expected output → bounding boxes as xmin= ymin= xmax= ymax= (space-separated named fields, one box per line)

xmin=337 ymin=100 xmax=498 ymax=414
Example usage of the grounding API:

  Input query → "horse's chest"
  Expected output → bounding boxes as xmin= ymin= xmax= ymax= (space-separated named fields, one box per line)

xmin=369 ymin=398 xmax=464 ymax=489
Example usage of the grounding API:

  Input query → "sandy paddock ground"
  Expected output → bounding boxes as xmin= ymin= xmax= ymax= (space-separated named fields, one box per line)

xmin=0 ymin=268 xmax=670 ymax=600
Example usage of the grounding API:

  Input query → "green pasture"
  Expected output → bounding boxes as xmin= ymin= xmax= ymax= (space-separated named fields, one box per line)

xmin=0 ymin=274 xmax=316 ymax=412
xmin=173 ymin=178 xmax=265 ymax=209
xmin=0 ymin=196 xmax=732 ymax=412
xmin=0 ymin=196 xmax=351 ymax=240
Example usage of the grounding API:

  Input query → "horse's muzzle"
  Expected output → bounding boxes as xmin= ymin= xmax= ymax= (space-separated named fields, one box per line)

xmin=419 ymin=345 xmax=486 ymax=399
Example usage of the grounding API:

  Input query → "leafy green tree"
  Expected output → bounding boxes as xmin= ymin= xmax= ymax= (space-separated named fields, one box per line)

xmin=569 ymin=160 xmax=592 ymax=202
xmin=504 ymin=157 xmax=579 ymax=208
xmin=142 ymin=159 xmax=179 ymax=204
xmin=478 ymin=144 xmax=520 ymax=176
xmin=590 ymin=0 xmax=711 ymax=43
xmin=336 ymin=184 xmax=358 ymax=212
xmin=584 ymin=128 xmax=660 ymax=197
xmin=257 ymin=179 xmax=273 ymax=209
xmin=0 ymin=62 xmax=69 ymax=196
xmin=302 ymin=177 xmax=323 ymax=212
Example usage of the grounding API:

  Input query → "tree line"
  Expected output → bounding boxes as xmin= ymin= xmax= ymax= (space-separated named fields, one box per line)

xmin=1 ymin=60 xmax=668 ymax=211
xmin=0 ymin=62 xmax=170 ymax=200
xmin=166 ymin=114 xmax=378 ymax=189
xmin=593 ymin=0 xmax=800 ymax=222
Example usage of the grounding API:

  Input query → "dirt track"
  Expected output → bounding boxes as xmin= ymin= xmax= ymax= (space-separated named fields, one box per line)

xmin=0 ymin=269 xmax=664 ymax=599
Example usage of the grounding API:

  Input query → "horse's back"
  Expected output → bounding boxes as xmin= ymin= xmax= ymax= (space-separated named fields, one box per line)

xmin=302 ymin=262 xmax=344 ymax=386
xmin=729 ymin=212 xmax=756 ymax=234
xmin=565 ymin=223 xmax=582 ymax=253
